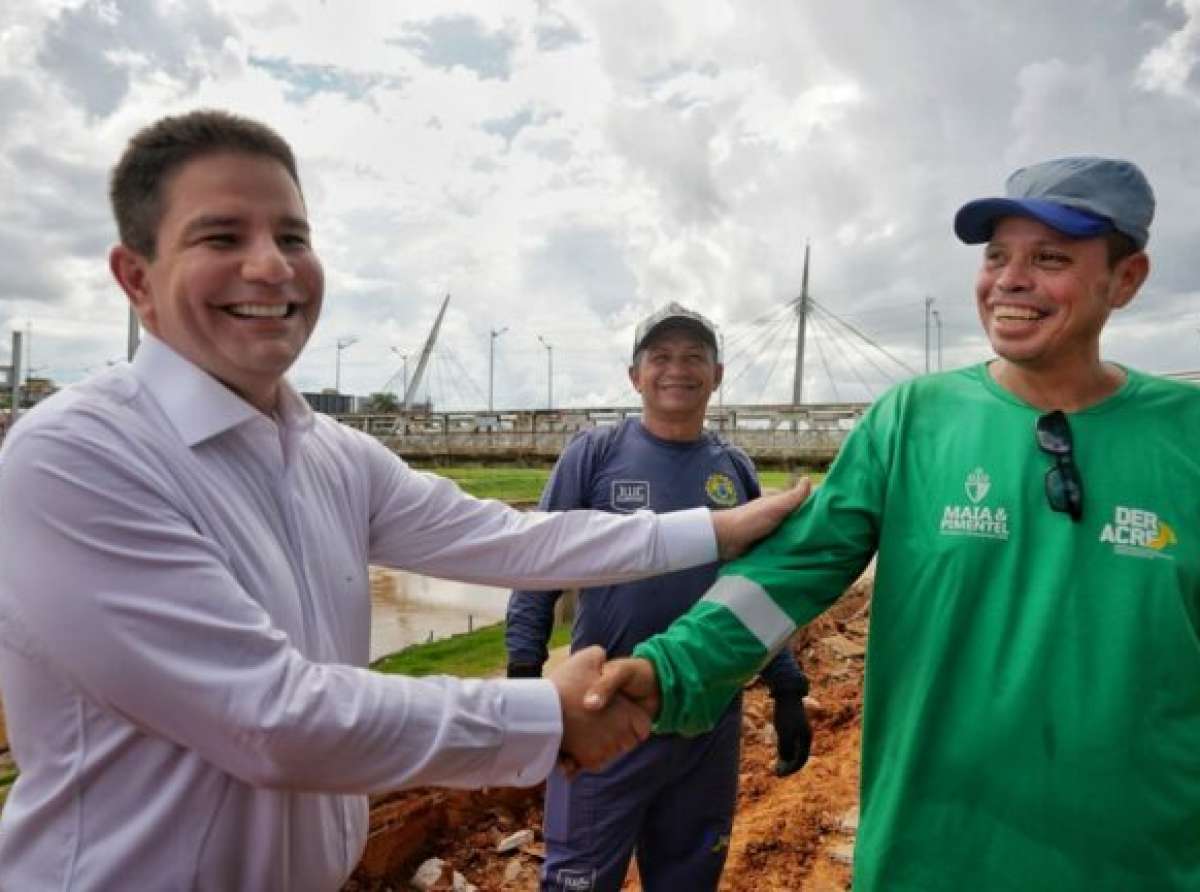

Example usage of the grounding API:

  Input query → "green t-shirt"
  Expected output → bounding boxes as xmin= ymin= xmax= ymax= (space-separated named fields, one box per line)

xmin=635 ymin=364 xmax=1200 ymax=891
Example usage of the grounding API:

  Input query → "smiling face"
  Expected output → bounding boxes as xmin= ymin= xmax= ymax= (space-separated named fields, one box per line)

xmin=109 ymin=151 xmax=324 ymax=412
xmin=975 ymin=215 xmax=1147 ymax=376
xmin=629 ymin=327 xmax=722 ymax=431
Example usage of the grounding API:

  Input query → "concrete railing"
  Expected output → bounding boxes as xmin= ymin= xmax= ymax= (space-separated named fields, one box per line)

xmin=335 ymin=403 xmax=869 ymax=466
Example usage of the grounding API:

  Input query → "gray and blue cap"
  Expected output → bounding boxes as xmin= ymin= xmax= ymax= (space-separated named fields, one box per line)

xmin=954 ymin=156 xmax=1155 ymax=249
xmin=632 ymin=301 xmax=720 ymax=361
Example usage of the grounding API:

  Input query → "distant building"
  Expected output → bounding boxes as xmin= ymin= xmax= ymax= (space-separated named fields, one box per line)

xmin=23 ymin=377 xmax=58 ymax=404
xmin=2 ymin=375 xmax=58 ymax=408
xmin=302 ymin=390 xmax=354 ymax=415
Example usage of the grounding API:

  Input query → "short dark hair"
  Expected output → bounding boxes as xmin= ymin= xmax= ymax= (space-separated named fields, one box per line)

xmin=109 ymin=109 xmax=301 ymax=258
xmin=1104 ymin=230 xmax=1140 ymax=269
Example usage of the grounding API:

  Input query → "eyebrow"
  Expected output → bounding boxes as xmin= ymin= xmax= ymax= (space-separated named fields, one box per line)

xmin=279 ymin=214 xmax=311 ymax=233
xmin=180 ymin=215 xmax=240 ymax=237
xmin=180 ymin=214 xmax=312 ymax=238
xmin=986 ymin=236 xmax=1073 ymax=249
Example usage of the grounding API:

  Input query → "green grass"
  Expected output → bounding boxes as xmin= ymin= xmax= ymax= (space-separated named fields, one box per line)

xmin=417 ymin=464 xmax=824 ymax=503
xmin=415 ymin=465 xmax=551 ymax=502
xmin=371 ymin=621 xmax=572 ymax=678
xmin=758 ymin=469 xmax=826 ymax=490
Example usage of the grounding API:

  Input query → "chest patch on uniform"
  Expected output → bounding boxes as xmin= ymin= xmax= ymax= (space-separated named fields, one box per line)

xmin=611 ymin=480 xmax=650 ymax=512
xmin=1099 ymin=505 xmax=1177 ymax=560
xmin=705 ymin=472 xmax=739 ymax=507
xmin=940 ymin=466 xmax=1010 ymax=541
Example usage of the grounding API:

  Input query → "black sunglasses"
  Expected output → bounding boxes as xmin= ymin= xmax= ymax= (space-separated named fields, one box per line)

xmin=1035 ymin=410 xmax=1083 ymax=521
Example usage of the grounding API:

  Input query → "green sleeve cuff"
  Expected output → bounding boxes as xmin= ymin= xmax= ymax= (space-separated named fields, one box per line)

xmin=633 ymin=600 xmax=769 ymax=737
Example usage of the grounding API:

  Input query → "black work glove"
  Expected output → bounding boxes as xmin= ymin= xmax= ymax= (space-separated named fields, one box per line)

xmin=770 ymin=685 xmax=812 ymax=777
xmin=506 ymin=662 xmax=543 ymax=679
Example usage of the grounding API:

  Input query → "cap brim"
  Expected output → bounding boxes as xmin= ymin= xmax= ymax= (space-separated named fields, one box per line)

xmin=954 ymin=197 xmax=1112 ymax=244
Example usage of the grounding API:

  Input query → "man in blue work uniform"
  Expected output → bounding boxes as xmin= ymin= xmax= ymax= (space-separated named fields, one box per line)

xmin=506 ymin=303 xmax=812 ymax=892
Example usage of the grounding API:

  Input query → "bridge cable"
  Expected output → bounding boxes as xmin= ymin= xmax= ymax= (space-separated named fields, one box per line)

xmin=809 ymin=301 xmax=906 ymax=383
xmin=721 ymin=303 xmax=798 ymax=393
xmin=809 ymin=312 xmax=842 ymax=403
xmin=810 ymin=310 xmax=877 ymax=401
xmin=754 ymin=314 xmax=799 ymax=404
xmin=810 ymin=303 xmax=894 ymax=393
xmin=723 ymin=311 xmax=795 ymax=402
xmin=719 ymin=301 xmax=797 ymax=354
xmin=809 ymin=298 xmax=918 ymax=376
xmin=441 ymin=344 xmax=489 ymax=406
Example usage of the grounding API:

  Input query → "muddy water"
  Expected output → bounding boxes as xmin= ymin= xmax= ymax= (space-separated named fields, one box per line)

xmin=369 ymin=568 xmax=511 ymax=662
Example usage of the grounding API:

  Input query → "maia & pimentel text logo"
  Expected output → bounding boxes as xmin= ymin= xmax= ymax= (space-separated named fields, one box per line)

xmin=1099 ymin=506 xmax=1177 ymax=560
xmin=940 ymin=467 xmax=1010 ymax=541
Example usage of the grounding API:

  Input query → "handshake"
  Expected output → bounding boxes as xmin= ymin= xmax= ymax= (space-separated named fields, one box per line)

xmin=526 ymin=647 xmax=812 ymax=778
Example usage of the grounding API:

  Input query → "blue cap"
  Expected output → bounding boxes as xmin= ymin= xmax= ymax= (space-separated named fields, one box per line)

xmin=954 ymin=156 xmax=1155 ymax=249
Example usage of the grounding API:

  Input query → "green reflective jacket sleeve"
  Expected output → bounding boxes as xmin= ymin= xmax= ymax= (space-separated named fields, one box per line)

xmin=634 ymin=402 xmax=889 ymax=736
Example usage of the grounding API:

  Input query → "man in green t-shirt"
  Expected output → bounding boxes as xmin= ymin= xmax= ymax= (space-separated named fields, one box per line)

xmin=586 ymin=157 xmax=1200 ymax=891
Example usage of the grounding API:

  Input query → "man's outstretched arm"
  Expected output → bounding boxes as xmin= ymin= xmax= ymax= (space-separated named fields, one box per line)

xmin=364 ymin=435 xmax=811 ymax=590
xmin=585 ymin=426 xmax=885 ymax=737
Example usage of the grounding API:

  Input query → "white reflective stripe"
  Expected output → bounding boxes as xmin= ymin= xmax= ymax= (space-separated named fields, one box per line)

xmin=702 ymin=575 xmax=796 ymax=654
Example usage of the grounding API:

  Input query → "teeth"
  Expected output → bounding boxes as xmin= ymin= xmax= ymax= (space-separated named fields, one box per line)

xmin=994 ymin=305 xmax=1043 ymax=321
xmin=227 ymin=304 xmax=289 ymax=318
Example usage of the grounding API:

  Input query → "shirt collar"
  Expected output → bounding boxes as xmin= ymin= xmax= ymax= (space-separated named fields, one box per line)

xmin=130 ymin=334 xmax=314 ymax=447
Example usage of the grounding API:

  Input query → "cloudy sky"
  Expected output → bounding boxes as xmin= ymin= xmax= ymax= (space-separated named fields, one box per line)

xmin=3 ymin=0 xmax=1200 ymax=409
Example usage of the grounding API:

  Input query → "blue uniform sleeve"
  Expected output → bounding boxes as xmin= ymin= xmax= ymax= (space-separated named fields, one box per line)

xmin=504 ymin=432 xmax=595 ymax=670
xmin=729 ymin=447 xmax=762 ymax=501
xmin=728 ymin=448 xmax=808 ymax=692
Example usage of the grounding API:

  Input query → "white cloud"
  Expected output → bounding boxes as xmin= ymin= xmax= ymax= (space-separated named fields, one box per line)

xmin=1137 ymin=0 xmax=1200 ymax=98
xmin=2 ymin=0 xmax=1200 ymax=407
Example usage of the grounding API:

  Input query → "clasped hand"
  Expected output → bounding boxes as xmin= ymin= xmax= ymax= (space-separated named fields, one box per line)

xmin=548 ymin=649 xmax=664 ymax=776
xmin=553 ymin=651 xmax=813 ymax=779
xmin=550 ymin=477 xmax=812 ymax=774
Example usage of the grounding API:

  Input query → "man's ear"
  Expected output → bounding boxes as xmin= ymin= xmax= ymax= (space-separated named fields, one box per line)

xmin=1109 ymin=251 xmax=1150 ymax=310
xmin=628 ymin=364 xmax=643 ymax=394
xmin=109 ymin=244 xmax=157 ymax=333
xmin=712 ymin=362 xmax=724 ymax=391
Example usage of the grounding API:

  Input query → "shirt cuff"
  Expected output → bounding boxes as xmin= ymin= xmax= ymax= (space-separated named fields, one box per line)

xmin=657 ymin=506 xmax=718 ymax=570
xmin=491 ymin=679 xmax=563 ymax=787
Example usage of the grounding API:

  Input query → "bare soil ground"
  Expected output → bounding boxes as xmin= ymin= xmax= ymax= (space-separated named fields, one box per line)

xmin=345 ymin=578 xmax=869 ymax=892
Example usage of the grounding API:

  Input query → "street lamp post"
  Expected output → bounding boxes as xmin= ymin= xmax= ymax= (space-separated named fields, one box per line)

xmin=335 ymin=336 xmax=358 ymax=393
xmin=390 ymin=347 xmax=409 ymax=399
xmin=537 ymin=335 xmax=553 ymax=409
xmin=488 ymin=327 xmax=508 ymax=412
xmin=924 ymin=296 xmax=934 ymax=373
xmin=932 ymin=309 xmax=943 ymax=371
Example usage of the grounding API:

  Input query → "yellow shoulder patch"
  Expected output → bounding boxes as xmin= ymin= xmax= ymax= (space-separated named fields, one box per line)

xmin=705 ymin=472 xmax=739 ymax=507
